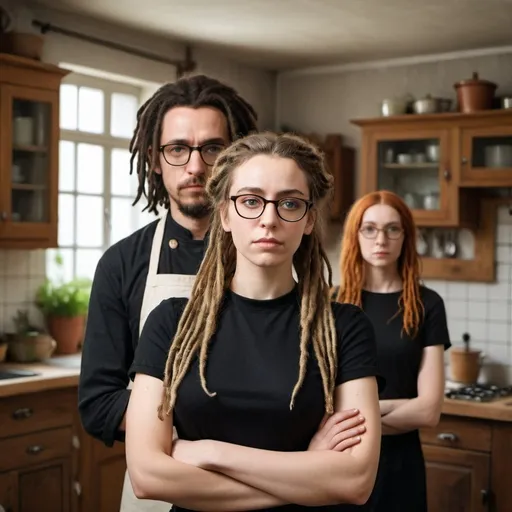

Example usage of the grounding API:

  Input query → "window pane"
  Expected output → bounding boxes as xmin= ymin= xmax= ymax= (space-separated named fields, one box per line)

xmin=59 ymin=141 xmax=75 ymax=192
xmin=111 ymin=148 xmax=134 ymax=196
xmin=110 ymin=197 xmax=134 ymax=244
xmin=111 ymin=93 xmax=138 ymax=138
xmin=78 ymin=87 xmax=104 ymax=134
xmin=60 ymin=84 xmax=78 ymax=130
xmin=76 ymin=195 xmax=103 ymax=247
xmin=46 ymin=248 xmax=74 ymax=283
xmin=137 ymin=208 xmax=157 ymax=229
xmin=76 ymin=249 xmax=102 ymax=281
xmin=58 ymin=193 xmax=75 ymax=246
xmin=77 ymin=143 xmax=104 ymax=194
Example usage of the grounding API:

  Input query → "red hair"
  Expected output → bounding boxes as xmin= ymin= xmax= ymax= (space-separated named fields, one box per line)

xmin=335 ymin=190 xmax=423 ymax=337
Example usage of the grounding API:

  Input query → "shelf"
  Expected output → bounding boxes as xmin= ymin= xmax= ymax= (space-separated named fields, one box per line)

xmin=13 ymin=145 xmax=48 ymax=153
xmin=12 ymin=184 xmax=47 ymax=191
xmin=382 ymin=163 xmax=439 ymax=169
xmin=419 ymin=199 xmax=499 ymax=282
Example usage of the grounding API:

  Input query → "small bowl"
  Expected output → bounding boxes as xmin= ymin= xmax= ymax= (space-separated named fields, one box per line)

xmin=7 ymin=334 xmax=57 ymax=363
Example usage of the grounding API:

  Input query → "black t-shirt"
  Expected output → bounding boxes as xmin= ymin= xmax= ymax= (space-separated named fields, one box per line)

xmin=130 ymin=287 xmax=379 ymax=511
xmin=78 ymin=213 xmax=207 ymax=446
xmin=360 ymin=286 xmax=451 ymax=400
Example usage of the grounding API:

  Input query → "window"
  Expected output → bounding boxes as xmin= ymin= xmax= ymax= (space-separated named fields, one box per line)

xmin=47 ymin=74 xmax=157 ymax=283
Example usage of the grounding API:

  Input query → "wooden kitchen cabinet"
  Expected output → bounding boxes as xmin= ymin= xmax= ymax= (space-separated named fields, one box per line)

xmin=0 ymin=385 xmax=126 ymax=512
xmin=0 ymin=53 xmax=69 ymax=249
xmin=421 ymin=414 xmax=512 ymax=512
xmin=352 ymin=109 xmax=512 ymax=227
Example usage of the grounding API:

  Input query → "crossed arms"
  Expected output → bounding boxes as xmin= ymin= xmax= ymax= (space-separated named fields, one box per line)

xmin=125 ymin=374 xmax=381 ymax=510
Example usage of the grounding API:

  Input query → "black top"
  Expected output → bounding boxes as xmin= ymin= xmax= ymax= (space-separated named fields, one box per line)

xmin=130 ymin=288 xmax=379 ymax=512
xmin=360 ymin=286 xmax=451 ymax=400
xmin=78 ymin=213 xmax=207 ymax=446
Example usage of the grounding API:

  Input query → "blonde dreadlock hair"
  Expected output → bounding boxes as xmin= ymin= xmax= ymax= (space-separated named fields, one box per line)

xmin=158 ymin=132 xmax=338 ymax=419
xmin=335 ymin=190 xmax=424 ymax=338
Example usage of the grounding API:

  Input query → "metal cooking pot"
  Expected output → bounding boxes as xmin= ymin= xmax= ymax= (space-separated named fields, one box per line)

xmin=413 ymin=95 xmax=439 ymax=114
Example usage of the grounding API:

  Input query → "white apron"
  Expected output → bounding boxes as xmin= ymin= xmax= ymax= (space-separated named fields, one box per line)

xmin=120 ymin=211 xmax=196 ymax=512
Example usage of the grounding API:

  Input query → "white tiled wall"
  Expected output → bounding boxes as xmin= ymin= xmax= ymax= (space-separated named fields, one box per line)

xmin=325 ymin=205 xmax=512 ymax=385
xmin=0 ymin=250 xmax=47 ymax=333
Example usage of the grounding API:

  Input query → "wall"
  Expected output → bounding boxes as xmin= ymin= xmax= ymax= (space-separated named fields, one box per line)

xmin=278 ymin=51 xmax=512 ymax=384
xmin=0 ymin=0 xmax=276 ymax=333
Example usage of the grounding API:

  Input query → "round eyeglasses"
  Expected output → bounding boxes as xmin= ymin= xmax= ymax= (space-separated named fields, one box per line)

xmin=359 ymin=225 xmax=403 ymax=240
xmin=159 ymin=142 xmax=225 ymax=167
xmin=230 ymin=194 xmax=313 ymax=223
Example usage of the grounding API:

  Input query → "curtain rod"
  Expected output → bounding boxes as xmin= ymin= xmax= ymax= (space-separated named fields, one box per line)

xmin=32 ymin=19 xmax=196 ymax=78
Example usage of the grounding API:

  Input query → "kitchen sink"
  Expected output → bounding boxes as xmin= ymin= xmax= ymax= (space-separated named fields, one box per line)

xmin=0 ymin=369 xmax=40 ymax=380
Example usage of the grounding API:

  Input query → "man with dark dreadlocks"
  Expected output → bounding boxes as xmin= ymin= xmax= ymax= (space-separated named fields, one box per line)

xmin=78 ymin=74 xmax=259 ymax=512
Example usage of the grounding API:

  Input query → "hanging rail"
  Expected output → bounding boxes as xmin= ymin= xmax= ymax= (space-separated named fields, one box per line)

xmin=32 ymin=19 xmax=196 ymax=77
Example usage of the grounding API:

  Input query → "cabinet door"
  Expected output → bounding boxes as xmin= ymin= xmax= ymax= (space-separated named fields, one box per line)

xmin=362 ymin=129 xmax=459 ymax=226
xmin=423 ymin=445 xmax=490 ymax=512
xmin=460 ymin=125 xmax=512 ymax=186
xmin=0 ymin=84 xmax=59 ymax=246
xmin=17 ymin=458 xmax=71 ymax=512
xmin=0 ymin=471 xmax=17 ymax=512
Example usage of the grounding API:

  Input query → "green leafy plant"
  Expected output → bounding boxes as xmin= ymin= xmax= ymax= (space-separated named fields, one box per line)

xmin=12 ymin=309 xmax=42 ymax=336
xmin=35 ymin=252 xmax=92 ymax=317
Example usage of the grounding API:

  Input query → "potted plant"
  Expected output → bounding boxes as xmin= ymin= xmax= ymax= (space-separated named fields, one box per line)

xmin=35 ymin=254 xmax=92 ymax=354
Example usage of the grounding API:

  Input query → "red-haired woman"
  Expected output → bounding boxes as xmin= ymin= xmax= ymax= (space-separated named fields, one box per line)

xmin=333 ymin=190 xmax=450 ymax=512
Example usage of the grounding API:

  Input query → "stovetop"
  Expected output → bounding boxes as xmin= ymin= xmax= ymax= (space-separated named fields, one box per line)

xmin=445 ymin=384 xmax=512 ymax=403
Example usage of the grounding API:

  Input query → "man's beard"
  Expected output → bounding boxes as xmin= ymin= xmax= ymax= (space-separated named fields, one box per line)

xmin=177 ymin=200 xmax=211 ymax=219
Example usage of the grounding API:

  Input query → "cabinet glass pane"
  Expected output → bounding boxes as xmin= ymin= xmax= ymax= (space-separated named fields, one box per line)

xmin=77 ymin=143 xmax=104 ymax=194
xmin=111 ymin=93 xmax=138 ymax=138
xmin=11 ymin=98 xmax=52 ymax=223
xmin=76 ymin=195 xmax=103 ymax=247
xmin=377 ymin=138 xmax=441 ymax=211
xmin=471 ymin=136 xmax=512 ymax=169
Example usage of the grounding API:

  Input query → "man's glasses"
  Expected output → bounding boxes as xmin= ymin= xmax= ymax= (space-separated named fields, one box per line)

xmin=230 ymin=194 xmax=313 ymax=223
xmin=159 ymin=142 xmax=225 ymax=166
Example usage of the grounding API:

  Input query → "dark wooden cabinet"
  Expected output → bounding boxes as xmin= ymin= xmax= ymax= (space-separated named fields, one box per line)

xmin=0 ymin=387 xmax=126 ymax=512
xmin=421 ymin=414 xmax=512 ymax=512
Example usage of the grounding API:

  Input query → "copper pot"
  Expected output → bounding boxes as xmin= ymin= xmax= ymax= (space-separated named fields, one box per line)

xmin=454 ymin=72 xmax=497 ymax=113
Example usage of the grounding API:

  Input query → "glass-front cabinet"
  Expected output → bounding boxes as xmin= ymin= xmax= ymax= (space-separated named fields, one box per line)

xmin=362 ymin=129 xmax=462 ymax=226
xmin=0 ymin=54 xmax=68 ymax=248
xmin=460 ymin=125 xmax=512 ymax=186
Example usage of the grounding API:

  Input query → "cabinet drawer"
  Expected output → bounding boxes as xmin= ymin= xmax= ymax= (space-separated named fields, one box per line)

xmin=0 ymin=389 xmax=76 ymax=439
xmin=0 ymin=427 xmax=72 ymax=471
xmin=420 ymin=416 xmax=491 ymax=452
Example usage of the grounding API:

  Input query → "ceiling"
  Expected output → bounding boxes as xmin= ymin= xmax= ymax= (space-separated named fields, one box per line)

xmin=29 ymin=0 xmax=512 ymax=70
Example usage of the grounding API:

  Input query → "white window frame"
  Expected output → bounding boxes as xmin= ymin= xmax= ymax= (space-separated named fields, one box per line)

xmin=48 ymin=73 xmax=154 ymax=282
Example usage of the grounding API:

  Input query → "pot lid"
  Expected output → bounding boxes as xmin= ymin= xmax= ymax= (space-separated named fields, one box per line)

xmin=455 ymin=72 xmax=497 ymax=88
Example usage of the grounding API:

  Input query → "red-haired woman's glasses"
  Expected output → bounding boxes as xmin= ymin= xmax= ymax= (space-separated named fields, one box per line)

xmin=359 ymin=225 xmax=403 ymax=240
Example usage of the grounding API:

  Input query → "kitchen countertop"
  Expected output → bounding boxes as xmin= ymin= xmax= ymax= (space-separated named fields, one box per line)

xmin=1 ymin=357 xmax=511 ymax=422
xmin=0 ymin=354 xmax=81 ymax=398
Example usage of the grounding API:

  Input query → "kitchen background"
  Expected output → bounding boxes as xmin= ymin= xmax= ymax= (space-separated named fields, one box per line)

xmin=0 ymin=1 xmax=511 ymax=377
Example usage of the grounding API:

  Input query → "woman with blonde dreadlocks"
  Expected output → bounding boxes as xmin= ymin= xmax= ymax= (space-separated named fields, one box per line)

xmin=333 ymin=190 xmax=450 ymax=512
xmin=126 ymin=132 xmax=382 ymax=511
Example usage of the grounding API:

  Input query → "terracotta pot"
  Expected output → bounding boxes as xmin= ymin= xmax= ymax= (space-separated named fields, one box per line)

xmin=46 ymin=315 xmax=86 ymax=355
xmin=449 ymin=347 xmax=483 ymax=384
xmin=454 ymin=72 xmax=497 ymax=113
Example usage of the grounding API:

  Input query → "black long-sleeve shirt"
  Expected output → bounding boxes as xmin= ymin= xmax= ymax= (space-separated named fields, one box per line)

xmin=78 ymin=213 xmax=206 ymax=446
